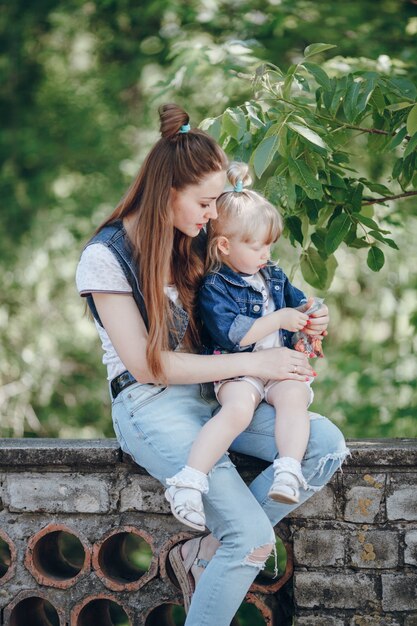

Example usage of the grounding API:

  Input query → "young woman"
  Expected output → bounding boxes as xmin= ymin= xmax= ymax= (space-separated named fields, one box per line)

xmin=76 ymin=104 xmax=349 ymax=625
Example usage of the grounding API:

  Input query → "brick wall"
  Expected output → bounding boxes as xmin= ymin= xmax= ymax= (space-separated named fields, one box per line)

xmin=0 ymin=439 xmax=416 ymax=625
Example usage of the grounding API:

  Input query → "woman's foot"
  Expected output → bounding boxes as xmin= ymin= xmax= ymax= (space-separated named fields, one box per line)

xmin=168 ymin=535 xmax=220 ymax=613
xmin=268 ymin=456 xmax=307 ymax=504
xmin=165 ymin=466 xmax=209 ymax=531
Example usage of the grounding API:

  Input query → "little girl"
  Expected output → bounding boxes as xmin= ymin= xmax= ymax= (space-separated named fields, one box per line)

xmin=165 ymin=162 xmax=319 ymax=531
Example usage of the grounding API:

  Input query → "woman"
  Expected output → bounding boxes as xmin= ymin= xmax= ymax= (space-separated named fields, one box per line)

xmin=76 ymin=103 xmax=349 ymax=626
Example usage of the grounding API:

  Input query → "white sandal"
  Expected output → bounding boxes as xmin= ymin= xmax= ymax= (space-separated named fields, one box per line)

xmin=165 ymin=466 xmax=209 ymax=532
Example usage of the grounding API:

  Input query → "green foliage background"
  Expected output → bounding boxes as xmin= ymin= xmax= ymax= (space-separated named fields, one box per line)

xmin=1 ymin=0 xmax=416 ymax=440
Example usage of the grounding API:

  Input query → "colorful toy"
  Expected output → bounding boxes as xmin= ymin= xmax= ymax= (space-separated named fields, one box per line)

xmin=292 ymin=297 xmax=325 ymax=358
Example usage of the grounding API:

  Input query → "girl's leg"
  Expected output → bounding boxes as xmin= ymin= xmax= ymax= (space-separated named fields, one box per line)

xmin=230 ymin=402 xmax=350 ymax=526
xmin=267 ymin=380 xmax=311 ymax=461
xmin=166 ymin=381 xmax=260 ymax=531
xmin=112 ymin=383 xmax=276 ymax=626
xmin=188 ymin=381 xmax=260 ymax=472
xmin=264 ymin=381 xmax=310 ymax=504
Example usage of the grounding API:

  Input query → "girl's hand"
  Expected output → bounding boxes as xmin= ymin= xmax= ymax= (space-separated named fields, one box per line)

xmin=252 ymin=347 xmax=314 ymax=382
xmin=303 ymin=303 xmax=329 ymax=336
xmin=276 ymin=308 xmax=309 ymax=332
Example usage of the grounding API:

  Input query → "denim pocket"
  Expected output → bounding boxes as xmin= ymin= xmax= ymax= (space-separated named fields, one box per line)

xmin=120 ymin=382 xmax=168 ymax=414
xmin=112 ymin=416 xmax=131 ymax=454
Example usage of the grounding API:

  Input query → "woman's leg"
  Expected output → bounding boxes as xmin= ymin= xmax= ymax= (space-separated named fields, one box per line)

xmin=112 ymin=382 xmax=276 ymax=626
xmin=230 ymin=402 xmax=350 ymax=525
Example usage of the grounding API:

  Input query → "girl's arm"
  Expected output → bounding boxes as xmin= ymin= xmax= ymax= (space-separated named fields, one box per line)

xmin=92 ymin=292 xmax=314 ymax=384
xmin=240 ymin=308 xmax=309 ymax=347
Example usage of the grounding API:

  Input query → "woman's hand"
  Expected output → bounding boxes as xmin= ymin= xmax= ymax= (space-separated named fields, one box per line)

xmin=303 ymin=303 xmax=329 ymax=337
xmin=252 ymin=347 xmax=315 ymax=382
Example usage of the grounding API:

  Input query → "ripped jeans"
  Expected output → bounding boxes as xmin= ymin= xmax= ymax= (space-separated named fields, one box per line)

xmin=112 ymin=382 xmax=349 ymax=626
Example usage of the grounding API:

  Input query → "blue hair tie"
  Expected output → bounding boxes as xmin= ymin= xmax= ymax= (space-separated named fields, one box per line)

xmin=179 ymin=123 xmax=191 ymax=133
xmin=234 ymin=180 xmax=243 ymax=192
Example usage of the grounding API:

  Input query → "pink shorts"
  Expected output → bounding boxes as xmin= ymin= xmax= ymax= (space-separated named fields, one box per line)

xmin=213 ymin=376 xmax=314 ymax=406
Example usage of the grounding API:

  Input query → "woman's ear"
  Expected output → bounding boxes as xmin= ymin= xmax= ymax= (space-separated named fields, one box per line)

xmin=217 ymin=236 xmax=230 ymax=256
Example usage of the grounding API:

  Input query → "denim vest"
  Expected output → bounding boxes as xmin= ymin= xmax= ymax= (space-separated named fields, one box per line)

xmin=84 ymin=220 xmax=190 ymax=351
xmin=199 ymin=262 xmax=307 ymax=353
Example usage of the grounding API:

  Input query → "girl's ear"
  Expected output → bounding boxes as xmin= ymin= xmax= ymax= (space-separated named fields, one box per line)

xmin=217 ymin=236 xmax=230 ymax=256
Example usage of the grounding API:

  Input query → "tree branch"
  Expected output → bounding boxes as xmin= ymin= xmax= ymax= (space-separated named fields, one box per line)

xmin=362 ymin=190 xmax=417 ymax=205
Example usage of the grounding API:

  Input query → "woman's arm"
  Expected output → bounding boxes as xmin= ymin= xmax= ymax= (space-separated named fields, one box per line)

xmin=93 ymin=292 xmax=314 ymax=385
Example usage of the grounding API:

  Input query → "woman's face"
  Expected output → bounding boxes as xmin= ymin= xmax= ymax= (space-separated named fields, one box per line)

xmin=171 ymin=170 xmax=226 ymax=237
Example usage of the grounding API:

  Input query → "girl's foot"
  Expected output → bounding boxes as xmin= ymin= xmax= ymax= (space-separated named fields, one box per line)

xmin=165 ymin=466 xmax=209 ymax=532
xmin=268 ymin=457 xmax=307 ymax=504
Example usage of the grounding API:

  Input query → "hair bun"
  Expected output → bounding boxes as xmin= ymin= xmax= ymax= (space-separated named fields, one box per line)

xmin=159 ymin=103 xmax=190 ymax=139
xmin=227 ymin=162 xmax=252 ymax=190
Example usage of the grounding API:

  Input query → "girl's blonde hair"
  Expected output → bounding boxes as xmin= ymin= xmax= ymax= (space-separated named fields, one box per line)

xmin=98 ymin=104 xmax=228 ymax=382
xmin=206 ymin=162 xmax=283 ymax=271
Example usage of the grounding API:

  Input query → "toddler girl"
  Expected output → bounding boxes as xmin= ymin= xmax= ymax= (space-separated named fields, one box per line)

xmin=165 ymin=162 xmax=319 ymax=531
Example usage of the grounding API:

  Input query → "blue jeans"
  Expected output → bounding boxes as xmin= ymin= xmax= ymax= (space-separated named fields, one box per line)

xmin=112 ymin=382 xmax=349 ymax=626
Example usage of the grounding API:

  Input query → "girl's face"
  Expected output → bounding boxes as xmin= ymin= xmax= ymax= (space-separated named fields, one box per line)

xmin=171 ymin=170 xmax=226 ymax=237
xmin=220 ymin=236 xmax=272 ymax=275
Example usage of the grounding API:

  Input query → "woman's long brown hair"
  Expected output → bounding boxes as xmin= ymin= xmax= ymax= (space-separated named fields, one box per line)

xmin=98 ymin=104 xmax=227 ymax=382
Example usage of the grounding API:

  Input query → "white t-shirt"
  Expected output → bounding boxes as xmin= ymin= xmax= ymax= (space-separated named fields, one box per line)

xmin=241 ymin=272 xmax=281 ymax=350
xmin=76 ymin=243 xmax=180 ymax=380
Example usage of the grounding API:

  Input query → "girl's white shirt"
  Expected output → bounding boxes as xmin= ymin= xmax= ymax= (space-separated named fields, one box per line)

xmin=76 ymin=243 xmax=181 ymax=381
xmin=241 ymin=272 xmax=282 ymax=350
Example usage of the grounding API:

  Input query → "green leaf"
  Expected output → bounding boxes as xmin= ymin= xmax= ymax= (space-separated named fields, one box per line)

xmin=392 ymin=158 xmax=403 ymax=179
xmin=245 ymin=104 xmax=264 ymax=129
xmin=384 ymin=127 xmax=407 ymax=152
xmin=311 ymin=228 xmax=327 ymax=252
xmin=360 ymin=180 xmax=394 ymax=195
xmin=386 ymin=102 xmax=414 ymax=112
xmin=285 ymin=216 xmax=303 ymax=244
xmin=367 ymin=246 xmax=385 ymax=271
xmin=322 ymin=254 xmax=338 ymax=290
xmin=300 ymin=247 xmax=328 ymax=289
xmin=325 ymin=212 xmax=351 ymax=254
xmin=351 ymin=183 xmax=364 ymax=212
xmin=356 ymin=214 xmax=381 ymax=230
xmin=288 ymin=157 xmax=323 ymax=199
xmin=368 ymin=230 xmax=399 ymax=250
xmin=253 ymin=135 xmax=280 ymax=178
xmin=356 ymin=76 xmax=377 ymax=115
xmin=349 ymin=237 xmax=370 ymax=249
xmin=286 ymin=176 xmax=297 ymax=209
xmin=303 ymin=43 xmax=337 ymax=59
xmin=343 ymin=79 xmax=361 ymax=123
xmin=329 ymin=171 xmax=347 ymax=189
xmin=406 ymin=104 xmax=417 ymax=136
xmin=302 ymin=62 xmax=332 ymax=91
xmin=199 ymin=116 xmax=222 ymax=141
xmin=222 ymin=108 xmax=246 ymax=140
xmin=404 ymin=132 xmax=417 ymax=158
xmin=283 ymin=64 xmax=297 ymax=98
xmin=287 ymin=123 xmax=329 ymax=150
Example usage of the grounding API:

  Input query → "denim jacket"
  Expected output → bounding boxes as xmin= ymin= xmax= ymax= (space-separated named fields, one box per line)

xmin=199 ymin=262 xmax=307 ymax=353
xmin=83 ymin=220 xmax=196 ymax=351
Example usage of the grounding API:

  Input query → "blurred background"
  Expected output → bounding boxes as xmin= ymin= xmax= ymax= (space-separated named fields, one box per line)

xmin=1 ymin=0 xmax=416 ymax=440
